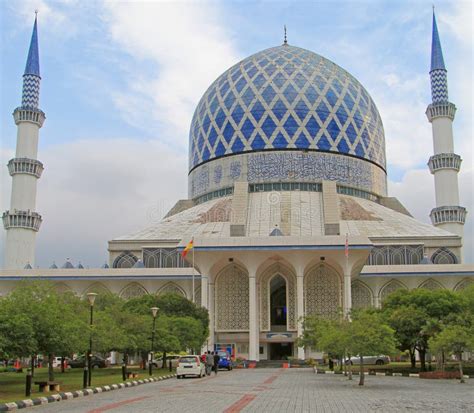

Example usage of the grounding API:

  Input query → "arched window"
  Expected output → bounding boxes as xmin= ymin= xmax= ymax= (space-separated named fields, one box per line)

xmin=113 ymin=252 xmax=138 ymax=268
xmin=83 ymin=283 xmax=112 ymax=297
xmin=351 ymin=281 xmax=373 ymax=309
xmin=120 ymin=283 xmax=147 ymax=299
xmin=305 ymin=264 xmax=341 ymax=319
xmin=418 ymin=279 xmax=443 ymax=290
xmin=157 ymin=283 xmax=186 ymax=297
xmin=454 ymin=278 xmax=474 ymax=292
xmin=379 ymin=280 xmax=407 ymax=303
xmin=431 ymin=248 xmax=458 ymax=265
xmin=215 ymin=265 xmax=249 ymax=331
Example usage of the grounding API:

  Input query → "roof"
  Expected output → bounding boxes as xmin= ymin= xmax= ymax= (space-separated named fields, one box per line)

xmin=112 ymin=192 xmax=454 ymax=243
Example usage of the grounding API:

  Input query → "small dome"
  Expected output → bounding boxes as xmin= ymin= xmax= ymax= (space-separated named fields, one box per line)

xmin=101 ymin=263 xmax=110 ymax=268
xmin=77 ymin=262 xmax=84 ymax=269
xmin=50 ymin=262 xmax=58 ymax=269
xmin=62 ymin=259 xmax=74 ymax=269
xmin=24 ymin=263 xmax=32 ymax=269
xmin=132 ymin=259 xmax=145 ymax=268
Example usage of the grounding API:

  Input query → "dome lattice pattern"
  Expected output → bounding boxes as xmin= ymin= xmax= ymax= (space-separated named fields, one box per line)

xmin=189 ymin=45 xmax=385 ymax=172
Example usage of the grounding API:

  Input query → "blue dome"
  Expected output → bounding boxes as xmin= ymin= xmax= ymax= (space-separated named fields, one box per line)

xmin=189 ymin=45 xmax=385 ymax=172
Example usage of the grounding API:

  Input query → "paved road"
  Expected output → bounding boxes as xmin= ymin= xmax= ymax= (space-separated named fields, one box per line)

xmin=31 ymin=369 xmax=474 ymax=412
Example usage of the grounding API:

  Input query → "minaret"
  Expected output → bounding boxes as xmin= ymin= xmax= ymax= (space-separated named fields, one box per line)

xmin=426 ymin=10 xmax=466 ymax=250
xmin=2 ymin=14 xmax=45 ymax=269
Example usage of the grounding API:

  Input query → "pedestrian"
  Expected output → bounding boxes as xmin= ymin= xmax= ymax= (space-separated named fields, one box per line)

xmin=213 ymin=351 xmax=220 ymax=375
xmin=205 ymin=351 xmax=214 ymax=376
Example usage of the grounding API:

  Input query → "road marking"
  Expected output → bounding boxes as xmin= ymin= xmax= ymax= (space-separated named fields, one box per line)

xmin=223 ymin=394 xmax=256 ymax=413
xmin=87 ymin=396 xmax=150 ymax=413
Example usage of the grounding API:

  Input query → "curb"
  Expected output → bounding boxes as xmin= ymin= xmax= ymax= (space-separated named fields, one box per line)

xmin=315 ymin=370 xmax=471 ymax=379
xmin=0 ymin=374 xmax=177 ymax=411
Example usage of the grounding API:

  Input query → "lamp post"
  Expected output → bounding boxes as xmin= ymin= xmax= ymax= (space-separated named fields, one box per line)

xmin=149 ymin=307 xmax=159 ymax=376
xmin=86 ymin=292 xmax=97 ymax=387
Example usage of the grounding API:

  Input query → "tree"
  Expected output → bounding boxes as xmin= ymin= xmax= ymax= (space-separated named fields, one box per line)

xmin=429 ymin=324 xmax=474 ymax=383
xmin=382 ymin=289 xmax=463 ymax=370
xmin=347 ymin=309 xmax=397 ymax=386
xmin=0 ymin=281 xmax=87 ymax=381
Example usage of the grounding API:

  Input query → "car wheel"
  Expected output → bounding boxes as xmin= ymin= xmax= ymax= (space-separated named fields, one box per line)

xmin=376 ymin=360 xmax=384 ymax=366
xmin=92 ymin=364 xmax=99 ymax=369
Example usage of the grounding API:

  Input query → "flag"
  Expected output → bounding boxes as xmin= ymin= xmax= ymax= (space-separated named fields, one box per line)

xmin=181 ymin=239 xmax=194 ymax=258
xmin=345 ymin=233 xmax=349 ymax=258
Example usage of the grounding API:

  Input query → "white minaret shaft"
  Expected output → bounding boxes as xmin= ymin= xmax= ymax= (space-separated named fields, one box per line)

xmin=2 ymin=15 xmax=45 ymax=269
xmin=426 ymin=11 xmax=466 ymax=250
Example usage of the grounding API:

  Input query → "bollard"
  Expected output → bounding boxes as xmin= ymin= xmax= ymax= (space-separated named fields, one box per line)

xmin=25 ymin=369 xmax=32 ymax=397
xmin=169 ymin=359 xmax=172 ymax=372
xmin=122 ymin=364 xmax=127 ymax=381
xmin=83 ymin=366 xmax=88 ymax=388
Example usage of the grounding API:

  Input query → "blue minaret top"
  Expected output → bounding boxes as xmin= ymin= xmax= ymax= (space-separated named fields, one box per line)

xmin=430 ymin=11 xmax=446 ymax=72
xmin=24 ymin=14 xmax=40 ymax=77
xmin=21 ymin=14 xmax=42 ymax=109
xmin=429 ymin=10 xmax=448 ymax=104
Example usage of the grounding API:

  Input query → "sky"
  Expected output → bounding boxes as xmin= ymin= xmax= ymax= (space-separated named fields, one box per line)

xmin=0 ymin=0 xmax=472 ymax=267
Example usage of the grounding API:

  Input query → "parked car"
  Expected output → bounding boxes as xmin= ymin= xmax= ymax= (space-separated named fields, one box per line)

xmin=152 ymin=355 xmax=181 ymax=368
xmin=176 ymin=355 xmax=206 ymax=379
xmin=68 ymin=355 xmax=107 ymax=368
xmin=217 ymin=351 xmax=233 ymax=371
xmin=345 ymin=355 xmax=391 ymax=365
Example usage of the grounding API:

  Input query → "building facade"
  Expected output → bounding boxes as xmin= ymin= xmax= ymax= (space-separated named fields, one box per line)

xmin=1 ymin=12 xmax=473 ymax=362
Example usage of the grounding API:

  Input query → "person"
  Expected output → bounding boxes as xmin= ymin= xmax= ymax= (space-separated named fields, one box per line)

xmin=213 ymin=351 xmax=220 ymax=375
xmin=205 ymin=351 xmax=213 ymax=376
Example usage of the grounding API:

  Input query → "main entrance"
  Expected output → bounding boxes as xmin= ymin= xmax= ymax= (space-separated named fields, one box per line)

xmin=269 ymin=342 xmax=293 ymax=360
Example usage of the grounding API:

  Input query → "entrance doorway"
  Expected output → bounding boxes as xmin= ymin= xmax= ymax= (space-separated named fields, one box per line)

xmin=269 ymin=343 xmax=293 ymax=360
xmin=270 ymin=275 xmax=287 ymax=328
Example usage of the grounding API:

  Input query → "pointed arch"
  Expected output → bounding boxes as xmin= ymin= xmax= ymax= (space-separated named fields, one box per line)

xmin=157 ymin=282 xmax=186 ymax=298
xmin=304 ymin=263 xmax=341 ymax=319
xmin=53 ymin=282 xmax=72 ymax=294
xmin=119 ymin=282 xmax=148 ymax=300
xmin=379 ymin=279 xmax=407 ymax=303
xmin=351 ymin=280 xmax=373 ymax=309
xmin=431 ymin=248 xmax=458 ymax=264
xmin=418 ymin=278 xmax=444 ymax=290
xmin=454 ymin=278 xmax=474 ymax=292
xmin=113 ymin=251 xmax=138 ymax=268
xmin=82 ymin=282 xmax=112 ymax=297
xmin=259 ymin=262 xmax=297 ymax=331
xmin=215 ymin=264 xmax=249 ymax=331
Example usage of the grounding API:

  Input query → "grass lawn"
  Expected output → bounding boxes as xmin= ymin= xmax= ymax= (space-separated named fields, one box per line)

xmin=0 ymin=366 xmax=172 ymax=404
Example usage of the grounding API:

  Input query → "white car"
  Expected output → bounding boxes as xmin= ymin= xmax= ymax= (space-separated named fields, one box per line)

xmin=345 ymin=355 xmax=391 ymax=365
xmin=176 ymin=355 xmax=206 ymax=379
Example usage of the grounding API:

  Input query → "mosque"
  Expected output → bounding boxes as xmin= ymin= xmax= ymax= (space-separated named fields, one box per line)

xmin=1 ymin=11 xmax=473 ymax=361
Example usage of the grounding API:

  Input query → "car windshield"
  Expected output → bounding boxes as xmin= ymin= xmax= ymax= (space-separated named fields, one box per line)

xmin=218 ymin=352 xmax=227 ymax=357
xmin=179 ymin=357 xmax=197 ymax=363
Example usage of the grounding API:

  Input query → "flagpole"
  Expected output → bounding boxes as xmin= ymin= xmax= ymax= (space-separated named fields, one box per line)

xmin=192 ymin=237 xmax=195 ymax=304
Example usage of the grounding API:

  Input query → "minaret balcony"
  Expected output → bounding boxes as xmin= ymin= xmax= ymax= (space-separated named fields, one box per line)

xmin=2 ymin=210 xmax=42 ymax=232
xmin=13 ymin=107 xmax=45 ymax=127
xmin=425 ymin=102 xmax=456 ymax=122
xmin=8 ymin=158 xmax=44 ymax=178
xmin=428 ymin=153 xmax=462 ymax=174
xmin=430 ymin=206 xmax=467 ymax=226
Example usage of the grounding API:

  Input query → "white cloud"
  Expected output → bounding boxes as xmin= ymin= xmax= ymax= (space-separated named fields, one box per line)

xmin=0 ymin=140 xmax=187 ymax=268
xmin=99 ymin=1 xmax=241 ymax=146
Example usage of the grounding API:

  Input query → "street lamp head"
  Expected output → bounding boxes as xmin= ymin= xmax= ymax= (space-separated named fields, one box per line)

xmin=151 ymin=307 xmax=159 ymax=318
xmin=86 ymin=292 xmax=98 ymax=306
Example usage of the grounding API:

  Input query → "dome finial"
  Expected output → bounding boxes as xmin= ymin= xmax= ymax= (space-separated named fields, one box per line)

xmin=283 ymin=25 xmax=288 ymax=45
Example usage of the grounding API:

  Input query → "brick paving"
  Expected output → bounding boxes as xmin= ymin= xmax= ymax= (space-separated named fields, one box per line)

xmin=29 ymin=368 xmax=474 ymax=412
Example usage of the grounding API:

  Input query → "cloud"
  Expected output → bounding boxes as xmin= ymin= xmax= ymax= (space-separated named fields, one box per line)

xmin=0 ymin=140 xmax=187 ymax=268
xmin=99 ymin=1 xmax=241 ymax=146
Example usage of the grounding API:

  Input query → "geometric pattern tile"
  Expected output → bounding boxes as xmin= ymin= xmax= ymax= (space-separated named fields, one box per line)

xmin=189 ymin=45 xmax=386 ymax=171
xmin=22 ymin=74 xmax=40 ymax=109
xmin=430 ymin=69 xmax=448 ymax=103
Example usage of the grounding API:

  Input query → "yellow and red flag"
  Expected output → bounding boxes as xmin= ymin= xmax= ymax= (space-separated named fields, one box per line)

xmin=344 ymin=233 xmax=349 ymax=258
xmin=181 ymin=239 xmax=194 ymax=258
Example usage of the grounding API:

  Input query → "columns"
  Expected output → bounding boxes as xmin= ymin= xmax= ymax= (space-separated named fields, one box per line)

xmin=248 ymin=271 xmax=258 ymax=361
xmin=200 ymin=275 xmax=208 ymax=309
xmin=208 ymin=282 xmax=215 ymax=350
xmin=343 ymin=265 xmax=352 ymax=318
xmin=296 ymin=270 xmax=305 ymax=360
